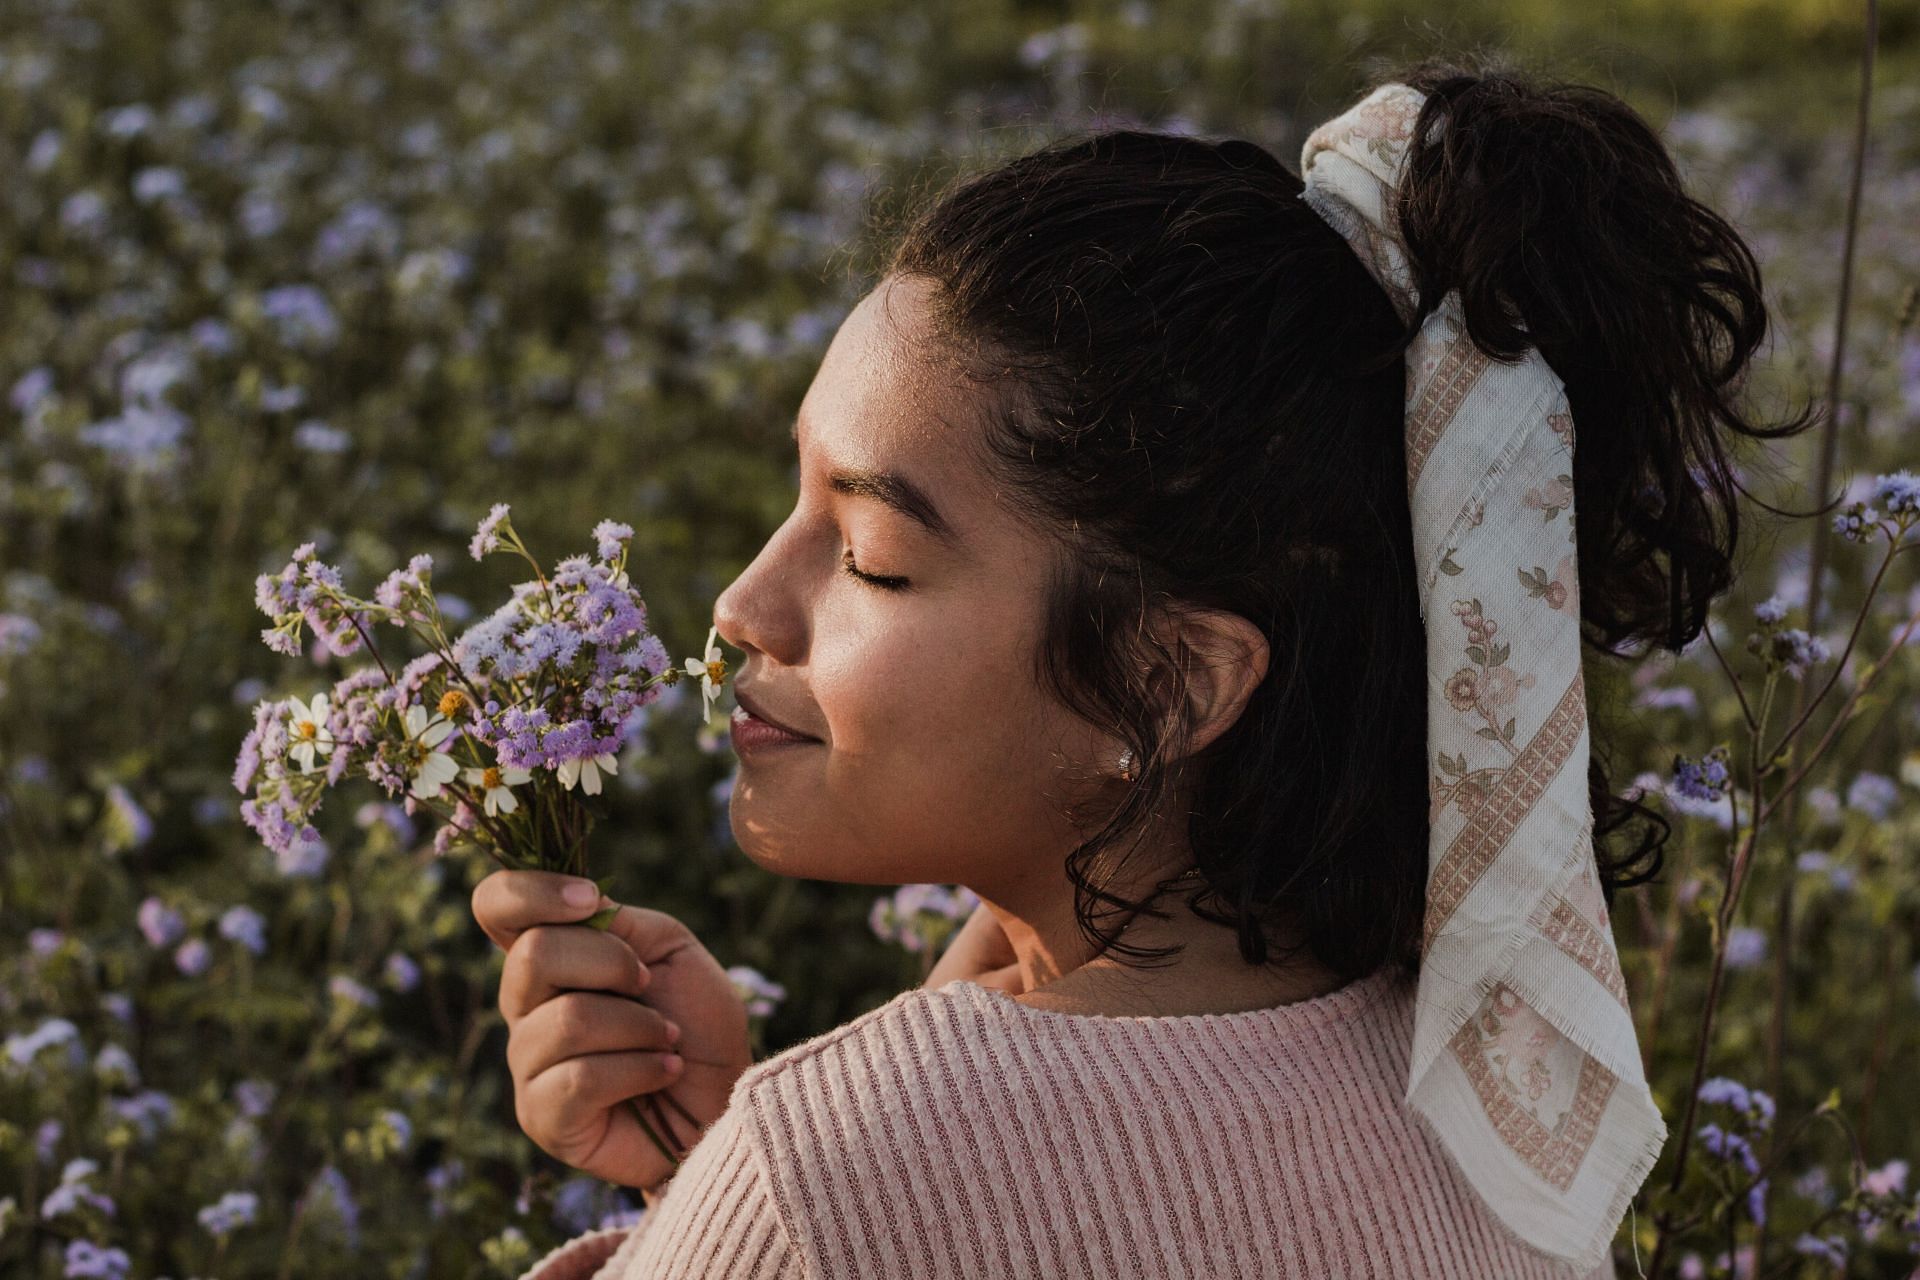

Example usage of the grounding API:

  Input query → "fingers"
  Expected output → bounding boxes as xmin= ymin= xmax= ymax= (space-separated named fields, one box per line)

xmin=500 ymin=924 xmax=652 ymax=1022
xmin=471 ymin=868 xmax=609 ymax=953
xmin=517 ymin=1048 xmax=688 ymax=1170
xmin=507 ymin=990 xmax=682 ymax=1084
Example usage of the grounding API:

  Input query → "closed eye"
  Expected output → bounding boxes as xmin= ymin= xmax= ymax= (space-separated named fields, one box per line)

xmin=841 ymin=548 xmax=910 ymax=592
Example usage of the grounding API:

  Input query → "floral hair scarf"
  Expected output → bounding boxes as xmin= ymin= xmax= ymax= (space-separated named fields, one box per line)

xmin=1298 ymin=81 xmax=1667 ymax=1272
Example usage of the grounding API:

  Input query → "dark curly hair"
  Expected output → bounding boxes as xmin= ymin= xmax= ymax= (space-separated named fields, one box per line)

xmin=879 ymin=54 xmax=1826 ymax=983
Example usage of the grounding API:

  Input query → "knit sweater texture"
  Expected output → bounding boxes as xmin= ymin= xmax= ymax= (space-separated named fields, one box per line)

xmin=518 ymin=963 xmax=1621 ymax=1279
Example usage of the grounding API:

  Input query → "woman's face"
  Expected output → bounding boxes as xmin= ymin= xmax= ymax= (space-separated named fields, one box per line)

xmin=711 ymin=273 xmax=1116 ymax=900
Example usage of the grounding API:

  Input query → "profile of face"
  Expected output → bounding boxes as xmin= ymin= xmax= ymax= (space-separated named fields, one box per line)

xmin=711 ymin=273 xmax=1123 ymax=906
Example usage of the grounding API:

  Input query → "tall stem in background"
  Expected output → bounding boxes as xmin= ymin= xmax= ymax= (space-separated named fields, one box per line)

xmin=1757 ymin=0 xmax=1878 ymax=1270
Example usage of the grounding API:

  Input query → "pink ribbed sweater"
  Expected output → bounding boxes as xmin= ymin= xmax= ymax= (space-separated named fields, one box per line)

xmin=519 ymin=963 xmax=1619 ymax=1279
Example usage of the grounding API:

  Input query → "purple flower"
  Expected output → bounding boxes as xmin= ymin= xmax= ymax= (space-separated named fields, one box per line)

xmin=1863 ymin=1158 xmax=1908 ymax=1197
xmin=1793 ymin=1234 xmax=1847 ymax=1267
xmin=592 ymin=519 xmax=634 ymax=560
xmin=470 ymin=503 xmax=512 ymax=559
xmin=725 ymin=965 xmax=787 ymax=1018
xmin=29 ymin=928 xmax=64 ymax=957
xmin=1724 ymin=926 xmax=1767 ymax=970
xmin=384 ymin=952 xmax=421 ymax=993
xmin=329 ymin=974 xmax=378 ymax=1009
xmin=276 ymin=832 xmax=330 ymax=878
xmin=1751 ymin=595 xmax=1788 ymax=626
xmin=260 ymin=284 xmax=340 ymax=349
xmin=1671 ymin=747 xmax=1731 ymax=803
xmin=300 ymin=1165 xmax=360 ymax=1248
xmin=62 ymin=1239 xmax=131 ymax=1279
xmin=36 ymin=1117 xmax=62 ymax=1162
xmin=1845 ymin=771 xmax=1898 ymax=821
xmin=42 ymin=1158 xmax=116 ymax=1219
xmin=5 ymin=1017 xmax=83 ymax=1070
xmin=234 ymin=1078 xmax=277 ymax=1118
xmin=1872 ymin=469 xmax=1919 ymax=517
xmin=138 ymin=898 xmax=184 ymax=947
xmin=1832 ymin=501 xmax=1882 ymax=543
xmin=108 ymin=1090 xmax=175 ymax=1140
xmin=173 ymin=937 xmax=211 ymax=976
xmin=198 ymin=1190 xmax=259 ymax=1235
xmin=218 ymin=906 xmax=268 ymax=955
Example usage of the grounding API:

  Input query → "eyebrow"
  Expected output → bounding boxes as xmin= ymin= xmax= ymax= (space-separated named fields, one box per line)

xmin=791 ymin=415 xmax=961 ymax=546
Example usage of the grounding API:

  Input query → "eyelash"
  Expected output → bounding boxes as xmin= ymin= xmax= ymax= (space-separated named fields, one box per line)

xmin=841 ymin=547 xmax=910 ymax=592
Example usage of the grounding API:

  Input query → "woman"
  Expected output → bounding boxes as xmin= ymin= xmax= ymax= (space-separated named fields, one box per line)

xmin=475 ymin=56 xmax=1810 ymax=1279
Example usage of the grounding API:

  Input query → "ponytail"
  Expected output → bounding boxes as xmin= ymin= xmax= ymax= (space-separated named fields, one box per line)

xmin=1384 ymin=56 xmax=1827 ymax=888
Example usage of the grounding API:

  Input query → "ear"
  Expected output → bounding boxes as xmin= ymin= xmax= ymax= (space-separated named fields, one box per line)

xmin=1153 ymin=605 xmax=1270 ymax=761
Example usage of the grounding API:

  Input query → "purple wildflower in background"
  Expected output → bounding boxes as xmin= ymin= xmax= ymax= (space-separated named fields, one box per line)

xmin=62 ymin=1240 xmax=131 ymax=1279
xmin=173 ymin=937 xmax=211 ymax=976
xmin=93 ymin=1043 xmax=138 ymax=1088
xmin=1671 ymin=747 xmax=1731 ymax=803
xmin=1751 ymin=595 xmax=1788 ymax=625
xmin=329 ymin=974 xmax=378 ymax=1009
xmin=725 ymin=965 xmax=787 ymax=1018
xmin=29 ymin=928 xmax=63 ymax=956
xmin=1794 ymin=1234 xmax=1847 ymax=1267
xmin=36 ymin=1117 xmax=62 ymax=1162
xmin=301 ymin=1164 xmax=360 ymax=1248
xmin=276 ymin=831 xmax=330 ymax=878
xmin=1863 ymin=1158 xmax=1909 ymax=1197
xmin=137 ymin=897 xmax=183 ymax=947
xmin=109 ymin=1090 xmax=175 ymax=1140
xmin=1873 ymin=469 xmax=1920 ymax=517
xmin=1724 ymin=926 xmax=1767 ymax=970
xmin=426 ymin=1158 xmax=466 ymax=1221
xmin=234 ymin=1078 xmax=276 ymax=1119
xmin=260 ymin=283 xmax=340 ymax=349
xmin=5 ymin=1017 xmax=83 ymax=1070
xmin=41 ymin=1158 xmax=116 ymax=1219
xmin=218 ymin=905 xmax=268 ymax=955
xmin=385 ymin=951 xmax=421 ymax=992
xmin=197 ymin=1190 xmax=259 ymax=1235
xmin=1845 ymin=771 xmax=1898 ymax=820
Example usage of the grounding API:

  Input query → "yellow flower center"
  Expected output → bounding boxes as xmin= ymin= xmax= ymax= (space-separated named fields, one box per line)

xmin=705 ymin=658 xmax=728 ymax=684
xmin=297 ymin=721 xmax=318 ymax=740
xmin=482 ymin=766 xmax=503 ymax=790
xmin=438 ymin=690 xmax=468 ymax=718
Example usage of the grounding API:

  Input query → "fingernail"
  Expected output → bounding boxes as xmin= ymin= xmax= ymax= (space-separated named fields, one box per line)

xmin=664 ymin=1021 xmax=681 ymax=1043
xmin=562 ymin=880 xmax=598 ymax=907
xmin=662 ymin=1053 xmax=683 ymax=1071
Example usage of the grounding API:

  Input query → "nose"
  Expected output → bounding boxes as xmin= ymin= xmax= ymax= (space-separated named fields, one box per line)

xmin=712 ymin=515 xmax=808 ymax=670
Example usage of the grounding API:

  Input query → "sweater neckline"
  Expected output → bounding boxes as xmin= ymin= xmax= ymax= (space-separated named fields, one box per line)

xmin=942 ymin=962 xmax=1407 ymax=1035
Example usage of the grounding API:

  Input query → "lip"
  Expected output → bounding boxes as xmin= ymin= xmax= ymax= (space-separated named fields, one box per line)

xmin=731 ymin=687 xmax=822 ymax=745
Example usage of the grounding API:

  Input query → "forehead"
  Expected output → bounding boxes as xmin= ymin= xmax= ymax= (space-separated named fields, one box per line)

xmin=792 ymin=276 xmax=995 ymax=540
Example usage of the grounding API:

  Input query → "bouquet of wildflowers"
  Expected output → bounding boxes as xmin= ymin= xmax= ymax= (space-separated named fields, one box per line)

xmin=235 ymin=504 xmax=729 ymax=1167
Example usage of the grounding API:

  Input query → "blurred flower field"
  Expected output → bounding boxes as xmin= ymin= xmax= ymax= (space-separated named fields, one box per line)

xmin=1 ymin=0 xmax=1918 ymax=1275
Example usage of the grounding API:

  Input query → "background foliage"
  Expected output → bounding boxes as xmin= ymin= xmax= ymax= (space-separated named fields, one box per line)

xmin=2 ymin=0 xmax=1917 ymax=1275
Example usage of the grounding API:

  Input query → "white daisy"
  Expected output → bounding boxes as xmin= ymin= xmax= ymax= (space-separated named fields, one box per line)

xmin=683 ymin=624 xmax=728 ymax=721
xmin=556 ymin=751 xmax=618 ymax=796
xmin=462 ymin=763 xmax=531 ymax=817
xmin=403 ymin=704 xmax=460 ymax=800
xmin=283 ymin=693 xmax=334 ymax=774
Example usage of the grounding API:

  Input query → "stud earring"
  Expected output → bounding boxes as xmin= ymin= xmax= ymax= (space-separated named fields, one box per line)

xmin=1116 ymin=747 xmax=1136 ymax=783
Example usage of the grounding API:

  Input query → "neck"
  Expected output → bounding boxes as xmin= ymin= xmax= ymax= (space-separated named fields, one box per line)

xmin=979 ymin=859 xmax=1347 ymax=1018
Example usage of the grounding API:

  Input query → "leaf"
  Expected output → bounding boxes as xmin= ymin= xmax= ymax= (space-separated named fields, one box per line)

xmin=1466 ymin=645 xmax=1486 ymax=665
xmin=1439 ymin=552 xmax=1464 ymax=576
xmin=1491 ymin=642 xmax=1509 ymax=666
xmin=1477 ymin=727 xmax=1502 ymax=741
xmin=1503 ymin=717 xmax=1515 ymax=740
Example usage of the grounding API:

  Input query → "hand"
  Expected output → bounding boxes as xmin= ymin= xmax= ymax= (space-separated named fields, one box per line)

xmin=922 ymin=900 xmax=1024 ymax=994
xmin=471 ymin=869 xmax=753 ymax=1194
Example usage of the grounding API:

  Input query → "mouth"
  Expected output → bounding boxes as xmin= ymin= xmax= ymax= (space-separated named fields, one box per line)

xmin=731 ymin=687 xmax=823 ymax=744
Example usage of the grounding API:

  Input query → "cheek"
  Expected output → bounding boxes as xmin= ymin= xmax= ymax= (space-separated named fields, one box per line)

xmin=730 ymin=587 xmax=1091 ymax=884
